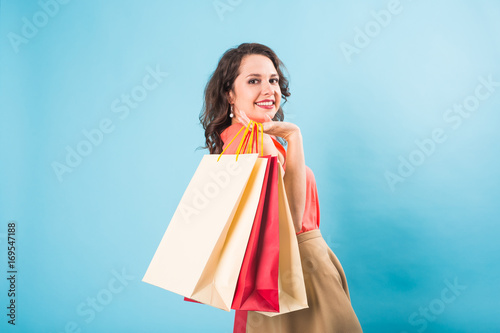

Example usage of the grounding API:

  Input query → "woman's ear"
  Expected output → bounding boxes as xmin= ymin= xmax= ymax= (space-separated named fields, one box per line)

xmin=226 ymin=90 xmax=234 ymax=104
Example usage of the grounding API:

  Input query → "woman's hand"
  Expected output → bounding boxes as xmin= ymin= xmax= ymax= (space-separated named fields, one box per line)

xmin=233 ymin=109 xmax=300 ymax=141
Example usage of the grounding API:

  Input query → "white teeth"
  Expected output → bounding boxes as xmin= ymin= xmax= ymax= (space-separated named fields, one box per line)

xmin=256 ymin=101 xmax=274 ymax=106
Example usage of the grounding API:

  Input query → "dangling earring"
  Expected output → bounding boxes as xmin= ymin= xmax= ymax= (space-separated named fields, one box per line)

xmin=229 ymin=105 xmax=234 ymax=118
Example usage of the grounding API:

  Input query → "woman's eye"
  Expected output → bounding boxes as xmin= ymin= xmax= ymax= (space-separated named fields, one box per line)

xmin=248 ymin=78 xmax=279 ymax=84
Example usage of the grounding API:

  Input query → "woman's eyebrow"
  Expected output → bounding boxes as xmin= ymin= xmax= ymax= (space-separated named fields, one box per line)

xmin=246 ymin=73 xmax=279 ymax=77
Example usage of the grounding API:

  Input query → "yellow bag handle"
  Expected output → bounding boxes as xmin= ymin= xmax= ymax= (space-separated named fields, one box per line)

xmin=245 ymin=122 xmax=264 ymax=156
xmin=217 ymin=121 xmax=264 ymax=161
xmin=244 ymin=122 xmax=255 ymax=154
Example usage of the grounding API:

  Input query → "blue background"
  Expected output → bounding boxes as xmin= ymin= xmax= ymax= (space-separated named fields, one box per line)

xmin=1 ymin=0 xmax=499 ymax=332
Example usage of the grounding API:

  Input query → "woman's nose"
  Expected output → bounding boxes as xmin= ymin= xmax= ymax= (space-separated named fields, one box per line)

xmin=261 ymin=81 xmax=273 ymax=95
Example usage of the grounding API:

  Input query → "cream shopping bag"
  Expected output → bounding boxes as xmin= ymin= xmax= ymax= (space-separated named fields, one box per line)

xmin=143 ymin=123 xmax=268 ymax=311
xmin=258 ymin=162 xmax=309 ymax=316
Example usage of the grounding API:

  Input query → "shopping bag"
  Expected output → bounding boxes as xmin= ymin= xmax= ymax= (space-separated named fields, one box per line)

xmin=257 ymin=162 xmax=309 ymax=316
xmin=142 ymin=122 xmax=269 ymax=311
xmin=184 ymin=122 xmax=280 ymax=311
xmin=231 ymin=154 xmax=280 ymax=312
xmin=220 ymin=121 xmax=308 ymax=316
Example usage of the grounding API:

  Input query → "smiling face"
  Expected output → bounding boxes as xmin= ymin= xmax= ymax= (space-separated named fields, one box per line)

xmin=228 ymin=54 xmax=281 ymax=123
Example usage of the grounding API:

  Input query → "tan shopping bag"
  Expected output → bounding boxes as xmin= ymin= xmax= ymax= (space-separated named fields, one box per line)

xmin=142 ymin=153 xmax=268 ymax=311
xmin=257 ymin=162 xmax=309 ymax=316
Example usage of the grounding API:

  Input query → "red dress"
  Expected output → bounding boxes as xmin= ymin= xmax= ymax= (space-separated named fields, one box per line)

xmin=220 ymin=123 xmax=320 ymax=235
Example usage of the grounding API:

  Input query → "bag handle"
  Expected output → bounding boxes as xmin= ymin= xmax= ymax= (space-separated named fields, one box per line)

xmin=218 ymin=121 xmax=264 ymax=161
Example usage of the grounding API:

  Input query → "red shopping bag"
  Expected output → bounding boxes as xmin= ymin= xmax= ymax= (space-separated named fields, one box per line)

xmin=231 ymin=154 xmax=280 ymax=312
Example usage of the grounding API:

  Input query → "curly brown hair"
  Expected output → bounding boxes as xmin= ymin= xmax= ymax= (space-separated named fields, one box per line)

xmin=198 ymin=43 xmax=291 ymax=154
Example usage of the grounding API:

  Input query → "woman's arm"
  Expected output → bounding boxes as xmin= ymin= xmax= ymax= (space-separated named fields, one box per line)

xmin=281 ymin=130 xmax=306 ymax=233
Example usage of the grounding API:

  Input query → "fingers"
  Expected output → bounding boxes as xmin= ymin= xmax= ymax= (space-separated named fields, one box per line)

xmin=262 ymin=121 xmax=273 ymax=133
xmin=235 ymin=110 xmax=253 ymax=129
xmin=233 ymin=108 xmax=249 ymax=126
xmin=233 ymin=107 xmax=273 ymax=132
xmin=240 ymin=110 xmax=251 ymax=125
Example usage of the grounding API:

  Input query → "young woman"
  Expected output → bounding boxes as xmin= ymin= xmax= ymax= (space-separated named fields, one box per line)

xmin=199 ymin=43 xmax=363 ymax=333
